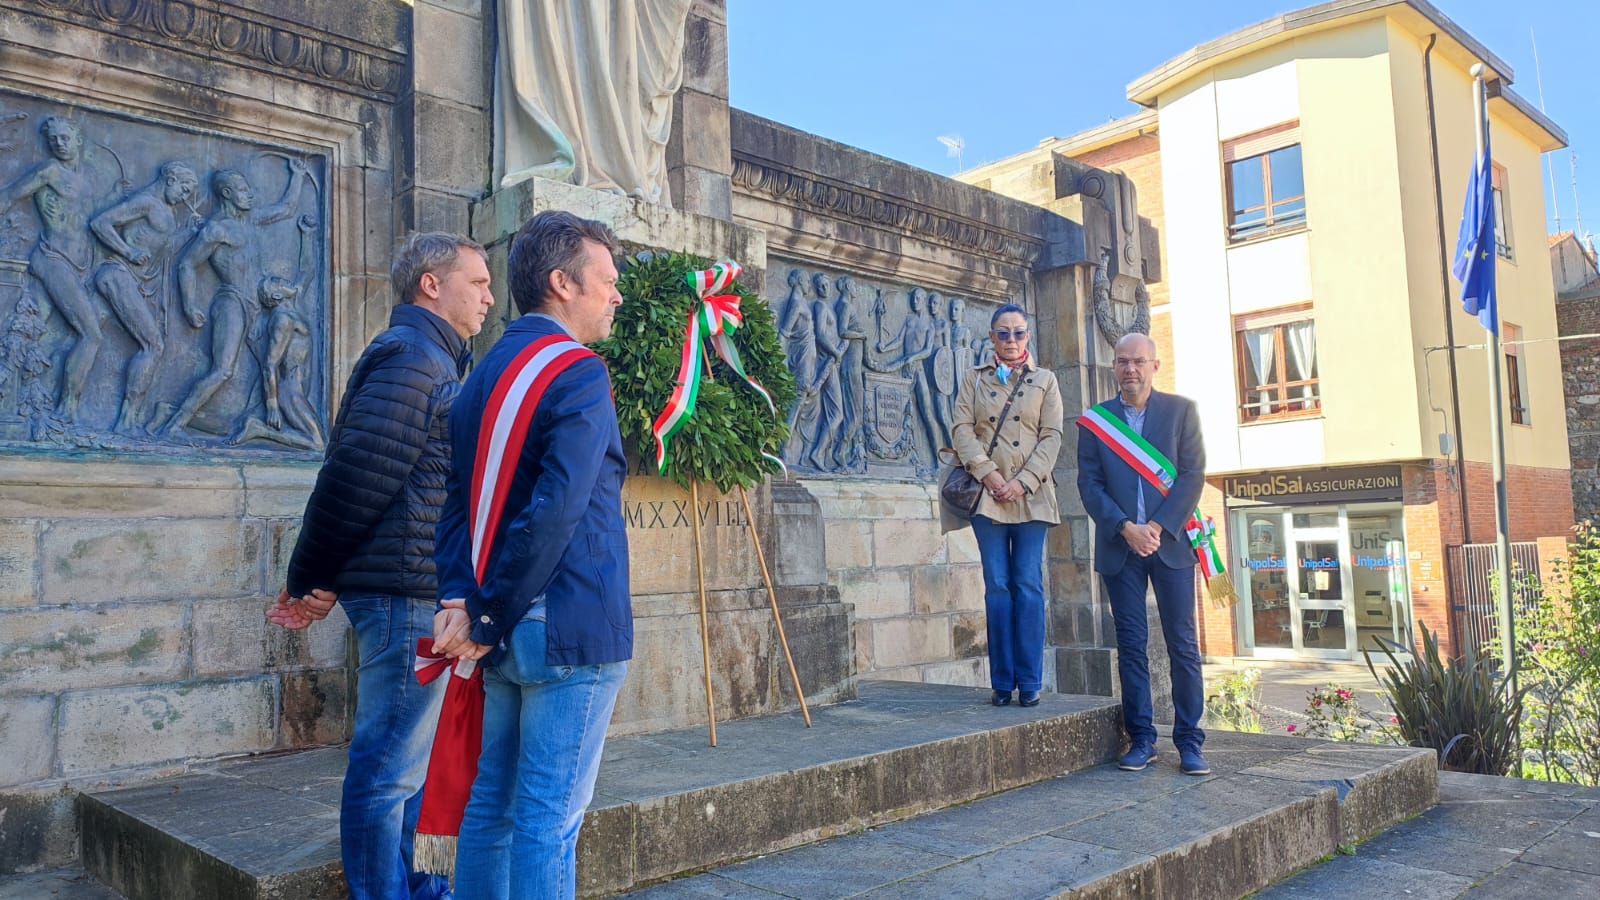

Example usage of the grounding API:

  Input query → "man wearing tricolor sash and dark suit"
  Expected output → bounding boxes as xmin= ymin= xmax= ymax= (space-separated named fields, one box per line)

xmin=1076 ymin=332 xmax=1211 ymax=777
xmin=430 ymin=211 xmax=630 ymax=899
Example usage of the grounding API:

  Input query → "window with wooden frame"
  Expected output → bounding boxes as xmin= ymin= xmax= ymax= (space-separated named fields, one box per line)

xmin=1224 ymin=122 xmax=1307 ymax=243
xmin=1503 ymin=321 xmax=1529 ymax=425
xmin=1491 ymin=163 xmax=1513 ymax=260
xmin=1234 ymin=305 xmax=1320 ymax=423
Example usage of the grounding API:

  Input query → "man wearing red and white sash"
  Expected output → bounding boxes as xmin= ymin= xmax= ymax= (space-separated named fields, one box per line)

xmin=431 ymin=211 xmax=629 ymax=899
xmin=1076 ymin=332 xmax=1210 ymax=777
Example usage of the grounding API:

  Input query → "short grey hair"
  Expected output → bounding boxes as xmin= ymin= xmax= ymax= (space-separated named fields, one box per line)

xmin=391 ymin=232 xmax=487 ymax=306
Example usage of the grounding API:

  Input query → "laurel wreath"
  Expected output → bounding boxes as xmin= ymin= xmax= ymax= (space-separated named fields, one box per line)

xmin=594 ymin=250 xmax=797 ymax=493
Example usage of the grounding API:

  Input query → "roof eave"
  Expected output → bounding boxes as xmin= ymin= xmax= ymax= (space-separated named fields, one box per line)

xmin=959 ymin=109 xmax=1159 ymax=182
xmin=1127 ymin=0 xmax=1512 ymax=107
xmin=1490 ymin=85 xmax=1568 ymax=153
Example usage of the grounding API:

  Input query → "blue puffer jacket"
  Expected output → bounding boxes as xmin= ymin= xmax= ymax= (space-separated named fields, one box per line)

xmin=285 ymin=304 xmax=471 ymax=600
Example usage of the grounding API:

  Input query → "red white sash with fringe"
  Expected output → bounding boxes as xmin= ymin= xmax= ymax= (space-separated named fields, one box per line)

xmin=414 ymin=333 xmax=596 ymax=876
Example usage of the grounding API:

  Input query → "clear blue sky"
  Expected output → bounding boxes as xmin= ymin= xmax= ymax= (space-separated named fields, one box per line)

xmin=728 ymin=0 xmax=1594 ymax=237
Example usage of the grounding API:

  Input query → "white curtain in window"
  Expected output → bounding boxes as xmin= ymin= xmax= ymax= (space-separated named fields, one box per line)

xmin=1243 ymin=329 xmax=1276 ymax=414
xmin=1286 ymin=321 xmax=1317 ymax=401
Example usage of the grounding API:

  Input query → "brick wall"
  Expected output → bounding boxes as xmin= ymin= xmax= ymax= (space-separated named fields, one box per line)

xmin=1558 ymin=295 xmax=1600 ymax=524
xmin=1455 ymin=461 xmax=1576 ymax=542
xmin=1401 ymin=460 xmax=1571 ymax=657
xmin=1149 ymin=309 xmax=1177 ymax=394
xmin=1402 ymin=464 xmax=1457 ymax=655
xmin=1195 ymin=483 xmax=1235 ymax=657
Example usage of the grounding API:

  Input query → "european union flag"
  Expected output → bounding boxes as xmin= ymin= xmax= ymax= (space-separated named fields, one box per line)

xmin=1452 ymin=134 xmax=1497 ymax=334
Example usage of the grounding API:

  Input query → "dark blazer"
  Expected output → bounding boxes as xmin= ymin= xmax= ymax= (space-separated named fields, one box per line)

xmin=435 ymin=315 xmax=632 ymax=667
xmin=286 ymin=304 xmax=470 ymax=599
xmin=1076 ymin=390 xmax=1206 ymax=576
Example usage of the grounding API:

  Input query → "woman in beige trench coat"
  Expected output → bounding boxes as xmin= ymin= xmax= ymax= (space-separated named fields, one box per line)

xmin=950 ymin=304 xmax=1063 ymax=707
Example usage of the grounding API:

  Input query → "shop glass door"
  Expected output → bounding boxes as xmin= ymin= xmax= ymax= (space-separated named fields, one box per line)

xmin=1237 ymin=507 xmax=1359 ymax=659
xmin=1288 ymin=509 xmax=1357 ymax=659
xmin=1347 ymin=506 xmax=1412 ymax=654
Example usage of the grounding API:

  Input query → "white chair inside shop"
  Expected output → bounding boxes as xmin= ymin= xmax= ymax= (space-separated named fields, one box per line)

xmin=1281 ymin=610 xmax=1330 ymax=642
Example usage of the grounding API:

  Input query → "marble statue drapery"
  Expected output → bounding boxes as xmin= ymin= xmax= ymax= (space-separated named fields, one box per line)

xmin=494 ymin=0 xmax=694 ymax=204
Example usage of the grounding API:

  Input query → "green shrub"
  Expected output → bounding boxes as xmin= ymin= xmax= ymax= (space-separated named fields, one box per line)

xmin=1503 ymin=523 xmax=1600 ymax=785
xmin=1365 ymin=622 xmax=1525 ymax=774
xmin=1205 ymin=667 xmax=1264 ymax=733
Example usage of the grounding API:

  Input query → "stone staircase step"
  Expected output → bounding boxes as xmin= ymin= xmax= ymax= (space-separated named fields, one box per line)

xmin=78 ymin=681 xmax=1125 ymax=899
xmin=617 ymin=731 xmax=1438 ymax=899
xmin=79 ymin=750 xmax=347 ymax=900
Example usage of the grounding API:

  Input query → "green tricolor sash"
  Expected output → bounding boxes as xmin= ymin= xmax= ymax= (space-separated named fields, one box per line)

xmin=1078 ymin=403 xmax=1238 ymax=608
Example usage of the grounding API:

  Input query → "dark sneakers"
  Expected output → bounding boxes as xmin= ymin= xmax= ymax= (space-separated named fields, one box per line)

xmin=1018 ymin=690 xmax=1041 ymax=707
xmin=1118 ymin=743 xmax=1158 ymax=771
xmin=992 ymin=690 xmax=1013 ymax=706
xmin=1178 ymin=747 xmax=1211 ymax=776
xmin=1119 ymin=743 xmax=1208 ymax=774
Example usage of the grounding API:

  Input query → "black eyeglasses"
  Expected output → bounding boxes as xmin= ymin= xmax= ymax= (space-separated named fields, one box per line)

xmin=991 ymin=328 xmax=1029 ymax=341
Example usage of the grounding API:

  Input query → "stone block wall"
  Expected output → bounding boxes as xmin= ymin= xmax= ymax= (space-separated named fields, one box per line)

xmin=666 ymin=0 xmax=734 ymax=220
xmin=396 ymin=0 xmax=493 ymax=238
xmin=0 ymin=0 xmax=1117 ymax=872
xmin=0 ymin=459 xmax=338 ymax=870
xmin=1558 ymin=293 xmax=1600 ymax=524
xmin=807 ymin=482 xmax=991 ymax=686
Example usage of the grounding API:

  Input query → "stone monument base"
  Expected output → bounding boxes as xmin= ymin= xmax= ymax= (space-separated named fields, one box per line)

xmin=470 ymin=176 xmax=853 ymax=734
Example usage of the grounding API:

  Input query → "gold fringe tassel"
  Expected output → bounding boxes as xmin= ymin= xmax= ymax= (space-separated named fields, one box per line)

xmin=413 ymin=832 xmax=457 ymax=878
xmin=1207 ymin=572 xmax=1239 ymax=609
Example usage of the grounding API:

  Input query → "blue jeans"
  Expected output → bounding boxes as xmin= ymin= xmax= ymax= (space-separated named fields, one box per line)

xmin=453 ymin=619 xmax=628 ymax=900
xmin=971 ymin=516 xmax=1050 ymax=693
xmin=339 ymin=593 xmax=451 ymax=900
xmin=1104 ymin=553 xmax=1206 ymax=751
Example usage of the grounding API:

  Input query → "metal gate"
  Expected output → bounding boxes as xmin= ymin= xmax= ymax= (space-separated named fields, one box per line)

xmin=1446 ymin=542 xmax=1542 ymax=660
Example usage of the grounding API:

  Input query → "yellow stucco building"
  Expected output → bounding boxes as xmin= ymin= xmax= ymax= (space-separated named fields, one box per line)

xmin=966 ymin=0 xmax=1572 ymax=662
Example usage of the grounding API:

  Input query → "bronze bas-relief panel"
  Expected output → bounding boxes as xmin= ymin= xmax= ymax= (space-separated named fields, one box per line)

xmin=0 ymin=90 xmax=330 ymax=456
xmin=766 ymin=260 xmax=1002 ymax=479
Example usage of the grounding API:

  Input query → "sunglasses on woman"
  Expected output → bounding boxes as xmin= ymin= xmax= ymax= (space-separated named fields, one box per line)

xmin=991 ymin=328 xmax=1028 ymax=341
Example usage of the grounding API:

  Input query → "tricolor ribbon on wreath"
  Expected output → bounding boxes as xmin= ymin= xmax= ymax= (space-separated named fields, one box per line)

xmin=650 ymin=260 xmax=786 ymax=476
xmin=1078 ymin=403 xmax=1239 ymax=608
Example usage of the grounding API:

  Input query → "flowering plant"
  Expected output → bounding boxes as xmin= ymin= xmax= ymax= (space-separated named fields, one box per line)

xmin=1205 ymin=667 xmax=1264 ymax=733
xmin=1293 ymin=683 xmax=1373 ymax=742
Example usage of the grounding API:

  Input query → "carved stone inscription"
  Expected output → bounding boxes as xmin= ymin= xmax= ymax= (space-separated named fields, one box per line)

xmin=18 ymin=0 xmax=403 ymax=100
xmin=767 ymin=261 xmax=999 ymax=479
xmin=0 ymin=91 xmax=328 ymax=455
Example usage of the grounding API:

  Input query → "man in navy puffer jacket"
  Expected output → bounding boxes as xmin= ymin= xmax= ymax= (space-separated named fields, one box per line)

xmin=269 ymin=231 xmax=494 ymax=900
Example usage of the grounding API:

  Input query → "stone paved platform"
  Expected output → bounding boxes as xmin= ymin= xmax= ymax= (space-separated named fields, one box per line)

xmin=18 ymin=738 xmax=1596 ymax=899
xmin=75 ymin=682 xmax=1125 ymax=899
xmin=1257 ymin=771 xmax=1600 ymax=898
xmin=619 ymin=729 xmax=1438 ymax=899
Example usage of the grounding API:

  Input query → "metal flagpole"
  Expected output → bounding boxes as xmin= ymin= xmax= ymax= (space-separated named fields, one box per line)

xmin=1469 ymin=64 xmax=1518 ymax=693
